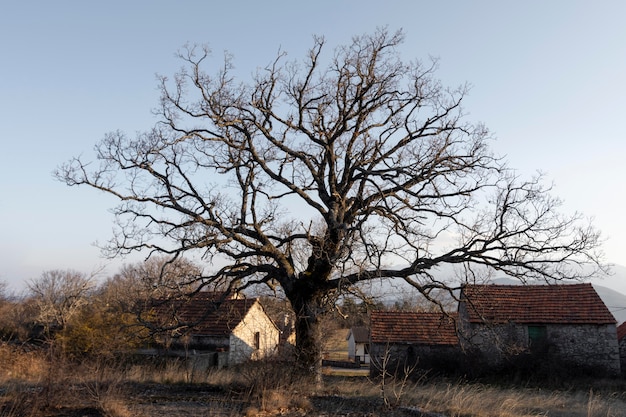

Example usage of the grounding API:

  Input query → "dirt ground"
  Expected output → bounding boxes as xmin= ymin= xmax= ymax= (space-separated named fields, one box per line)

xmin=124 ymin=382 xmax=435 ymax=417
xmin=0 ymin=382 xmax=434 ymax=417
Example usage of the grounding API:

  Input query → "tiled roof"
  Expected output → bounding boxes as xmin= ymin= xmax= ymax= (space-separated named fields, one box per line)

xmin=370 ymin=311 xmax=458 ymax=345
xmin=617 ymin=322 xmax=626 ymax=341
xmin=153 ymin=293 xmax=258 ymax=337
xmin=461 ymin=283 xmax=615 ymax=325
xmin=347 ymin=326 xmax=369 ymax=343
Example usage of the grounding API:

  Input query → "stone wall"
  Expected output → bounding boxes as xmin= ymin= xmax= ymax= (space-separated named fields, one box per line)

xmin=369 ymin=342 xmax=462 ymax=376
xmin=459 ymin=320 xmax=621 ymax=376
xmin=618 ymin=336 xmax=626 ymax=376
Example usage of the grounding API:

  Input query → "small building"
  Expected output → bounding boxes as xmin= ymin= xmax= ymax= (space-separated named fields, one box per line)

xmin=617 ymin=322 xmax=626 ymax=376
xmin=369 ymin=311 xmax=459 ymax=375
xmin=347 ymin=326 xmax=370 ymax=364
xmin=154 ymin=292 xmax=280 ymax=367
xmin=458 ymin=283 xmax=620 ymax=376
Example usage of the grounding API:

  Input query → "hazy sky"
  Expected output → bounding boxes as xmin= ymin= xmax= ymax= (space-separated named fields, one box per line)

xmin=1 ymin=1 xmax=625 ymax=292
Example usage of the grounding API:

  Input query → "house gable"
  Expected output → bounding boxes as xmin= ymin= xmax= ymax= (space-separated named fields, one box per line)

xmin=229 ymin=301 xmax=280 ymax=364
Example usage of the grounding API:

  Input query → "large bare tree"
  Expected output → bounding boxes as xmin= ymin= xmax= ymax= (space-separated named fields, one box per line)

xmin=56 ymin=29 xmax=603 ymax=373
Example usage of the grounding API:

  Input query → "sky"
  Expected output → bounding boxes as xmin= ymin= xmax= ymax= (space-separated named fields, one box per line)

xmin=1 ymin=1 xmax=625 ymax=293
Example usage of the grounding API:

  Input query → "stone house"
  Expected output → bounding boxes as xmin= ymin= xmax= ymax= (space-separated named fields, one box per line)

xmin=617 ymin=322 xmax=626 ymax=375
xmin=154 ymin=292 xmax=280 ymax=367
xmin=458 ymin=283 xmax=620 ymax=376
xmin=347 ymin=326 xmax=370 ymax=364
xmin=369 ymin=311 xmax=459 ymax=375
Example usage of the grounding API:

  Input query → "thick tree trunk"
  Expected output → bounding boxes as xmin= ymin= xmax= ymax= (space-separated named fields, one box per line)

xmin=287 ymin=286 xmax=328 ymax=385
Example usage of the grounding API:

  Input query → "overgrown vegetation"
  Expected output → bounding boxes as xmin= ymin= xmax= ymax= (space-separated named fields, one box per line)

xmin=1 ymin=341 xmax=626 ymax=417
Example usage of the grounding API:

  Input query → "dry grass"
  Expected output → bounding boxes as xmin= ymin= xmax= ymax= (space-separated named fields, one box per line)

xmin=324 ymin=376 xmax=626 ymax=417
xmin=2 ymin=342 xmax=626 ymax=417
xmin=0 ymin=344 xmax=48 ymax=384
xmin=323 ymin=327 xmax=350 ymax=361
xmin=419 ymin=382 xmax=626 ymax=417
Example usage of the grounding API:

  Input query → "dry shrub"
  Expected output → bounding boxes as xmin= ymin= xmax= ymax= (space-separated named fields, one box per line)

xmin=78 ymin=363 xmax=136 ymax=417
xmin=0 ymin=343 xmax=138 ymax=417
xmin=123 ymin=356 xmax=238 ymax=386
xmin=243 ymin=405 xmax=261 ymax=417
xmin=235 ymin=359 xmax=315 ymax=413
xmin=0 ymin=344 xmax=48 ymax=383
xmin=96 ymin=395 xmax=135 ymax=417
xmin=0 ymin=384 xmax=42 ymax=417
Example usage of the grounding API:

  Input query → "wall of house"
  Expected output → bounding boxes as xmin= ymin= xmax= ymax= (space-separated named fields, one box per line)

xmin=355 ymin=342 xmax=370 ymax=364
xmin=347 ymin=335 xmax=356 ymax=360
xmin=619 ymin=338 xmax=626 ymax=376
xmin=188 ymin=335 xmax=230 ymax=350
xmin=229 ymin=302 xmax=280 ymax=365
xmin=548 ymin=324 xmax=620 ymax=375
xmin=369 ymin=342 xmax=460 ymax=376
xmin=459 ymin=320 xmax=621 ymax=376
xmin=347 ymin=335 xmax=370 ymax=363
xmin=369 ymin=342 xmax=411 ymax=376
xmin=187 ymin=351 xmax=229 ymax=370
xmin=458 ymin=321 xmax=527 ymax=358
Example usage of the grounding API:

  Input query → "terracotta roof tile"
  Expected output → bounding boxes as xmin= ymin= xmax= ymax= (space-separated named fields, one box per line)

xmin=461 ymin=283 xmax=615 ymax=325
xmin=153 ymin=293 xmax=258 ymax=337
xmin=370 ymin=311 xmax=458 ymax=345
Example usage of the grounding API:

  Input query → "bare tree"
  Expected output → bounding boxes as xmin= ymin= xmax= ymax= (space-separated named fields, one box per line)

xmin=28 ymin=269 xmax=96 ymax=335
xmin=56 ymin=29 xmax=603 ymax=374
xmin=0 ymin=280 xmax=8 ymax=302
xmin=102 ymin=256 xmax=203 ymax=308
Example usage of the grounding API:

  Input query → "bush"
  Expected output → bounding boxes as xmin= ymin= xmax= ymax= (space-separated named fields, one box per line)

xmin=234 ymin=357 xmax=315 ymax=412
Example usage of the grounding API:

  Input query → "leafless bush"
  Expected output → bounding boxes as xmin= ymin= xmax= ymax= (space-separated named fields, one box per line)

xmin=235 ymin=358 xmax=314 ymax=413
xmin=369 ymin=343 xmax=424 ymax=409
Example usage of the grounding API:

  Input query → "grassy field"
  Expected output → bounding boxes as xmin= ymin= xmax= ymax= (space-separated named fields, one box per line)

xmin=2 ymin=340 xmax=626 ymax=416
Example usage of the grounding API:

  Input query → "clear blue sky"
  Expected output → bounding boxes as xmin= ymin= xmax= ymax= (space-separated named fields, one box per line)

xmin=1 ymin=1 xmax=625 ymax=292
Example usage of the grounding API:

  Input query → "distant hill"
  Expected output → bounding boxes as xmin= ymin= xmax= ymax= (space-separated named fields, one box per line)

xmin=591 ymin=264 xmax=626 ymax=295
xmin=592 ymin=285 xmax=626 ymax=324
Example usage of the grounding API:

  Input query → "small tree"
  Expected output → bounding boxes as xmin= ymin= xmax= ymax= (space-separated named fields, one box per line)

xmin=54 ymin=293 xmax=146 ymax=359
xmin=102 ymin=256 xmax=203 ymax=310
xmin=57 ymin=29 xmax=604 ymax=376
xmin=99 ymin=256 xmax=205 ymax=344
xmin=28 ymin=269 xmax=96 ymax=337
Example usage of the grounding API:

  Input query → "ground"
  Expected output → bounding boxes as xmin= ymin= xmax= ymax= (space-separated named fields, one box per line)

xmin=125 ymin=382 xmax=437 ymax=417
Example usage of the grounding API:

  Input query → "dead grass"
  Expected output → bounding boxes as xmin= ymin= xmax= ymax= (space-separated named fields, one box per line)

xmin=2 ymin=342 xmax=626 ymax=417
xmin=323 ymin=327 xmax=350 ymax=361
xmin=323 ymin=377 xmax=626 ymax=417
xmin=0 ymin=344 xmax=48 ymax=384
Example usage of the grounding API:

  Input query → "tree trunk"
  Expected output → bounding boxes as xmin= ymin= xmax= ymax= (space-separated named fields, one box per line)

xmin=287 ymin=287 xmax=327 ymax=385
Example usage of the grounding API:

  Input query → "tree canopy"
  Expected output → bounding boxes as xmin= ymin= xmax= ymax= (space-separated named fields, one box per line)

xmin=57 ymin=28 xmax=603 ymax=371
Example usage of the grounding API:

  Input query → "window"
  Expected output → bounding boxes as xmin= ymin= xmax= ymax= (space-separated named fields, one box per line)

xmin=528 ymin=325 xmax=547 ymax=351
xmin=254 ymin=332 xmax=260 ymax=350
